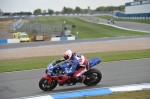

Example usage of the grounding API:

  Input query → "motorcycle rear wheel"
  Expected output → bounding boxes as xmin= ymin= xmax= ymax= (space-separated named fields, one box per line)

xmin=83 ymin=68 xmax=102 ymax=86
xmin=39 ymin=77 xmax=57 ymax=91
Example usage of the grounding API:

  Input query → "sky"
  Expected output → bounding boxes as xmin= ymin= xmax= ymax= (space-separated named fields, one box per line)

xmin=0 ymin=0 xmax=133 ymax=13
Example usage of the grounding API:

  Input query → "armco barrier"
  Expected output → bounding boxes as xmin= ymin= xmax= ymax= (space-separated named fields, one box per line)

xmin=0 ymin=39 xmax=20 ymax=44
xmin=3 ymin=14 xmax=150 ymax=20
xmin=51 ymin=36 xmax=77 ymax=41
xmin=0 ymin=36 xmax=77 ymax=44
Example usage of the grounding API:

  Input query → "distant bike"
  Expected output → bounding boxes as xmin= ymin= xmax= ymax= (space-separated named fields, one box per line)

xmin=39 ymin=58 xmax=102 ymax=91
xmin=112 ymin=20 xmax=115 ymax=24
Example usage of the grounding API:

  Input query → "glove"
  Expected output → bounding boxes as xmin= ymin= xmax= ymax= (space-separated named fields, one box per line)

xmin=56 ymin=60 xmax=61 ymax=63
xmin=53 ymin=65 xmax=60 ymax=69
xmin=53 ymin=60 xmax=58 ymax=66
xmin=56 ymin=58 xmax=65 ymax=63
xmin=52 ymin=62 xmax=56 ymax=66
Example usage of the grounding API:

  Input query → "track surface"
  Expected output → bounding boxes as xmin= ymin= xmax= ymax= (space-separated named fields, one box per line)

xmin=79 ymin=16 xmax=150 ymax=32
xmin=0 ymin=58 xmax=150 ymax=99
xmin=0 ymin=36 xmax=149 ymax=50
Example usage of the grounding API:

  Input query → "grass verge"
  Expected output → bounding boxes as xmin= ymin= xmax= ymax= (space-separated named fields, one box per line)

xmin=0 ymin=49 xmax=150 ymax=73
xmin=76 ymin=90 xmax=150 ymax=99
xmin=0 ymin=20 xmax=13 ymax=29
xmin=96 ymin=15 xmax=150 ymax=24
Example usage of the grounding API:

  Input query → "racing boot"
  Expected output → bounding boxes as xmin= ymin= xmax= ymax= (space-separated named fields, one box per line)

xmin=78 ymin=75 xmax=86 ymax=83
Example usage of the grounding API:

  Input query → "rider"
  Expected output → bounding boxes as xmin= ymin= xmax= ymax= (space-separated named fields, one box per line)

xmin=56 ymin=50 xmax=89 ymax=83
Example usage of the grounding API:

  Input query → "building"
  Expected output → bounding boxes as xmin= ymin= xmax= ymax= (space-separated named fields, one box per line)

xmin=116 ymin=0 xmax=150 ymax=19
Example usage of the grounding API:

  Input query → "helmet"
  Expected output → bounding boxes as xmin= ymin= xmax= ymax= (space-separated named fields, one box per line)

xmin=63 ymin=50 xmax=73 ymax=60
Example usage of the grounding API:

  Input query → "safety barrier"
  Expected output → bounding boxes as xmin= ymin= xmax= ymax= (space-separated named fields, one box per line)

xmin=0 ymin=39 xmax=20 ymax=44
xmin=2 ymin=13 xmax=150 ymax=20
xmin=0 ymin=36 xmax=77 ymax=44
xmin=51 ymin=36 xmax=77 ymax=41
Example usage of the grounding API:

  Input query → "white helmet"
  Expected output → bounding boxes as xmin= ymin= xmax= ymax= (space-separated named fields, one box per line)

xmin=63 ymin=50 xmax=73 ymax=60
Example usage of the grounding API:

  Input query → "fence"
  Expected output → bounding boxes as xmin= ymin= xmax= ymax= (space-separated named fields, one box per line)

xmin=10 ymin=17 xmax=71 ymax=36
xmin=10 ymin=18 xmax=23 ymax=31
xmin=24 ymin=15 xmax=35 ymax=22
xmin=17 ymin=22 xmax=64 ymax=35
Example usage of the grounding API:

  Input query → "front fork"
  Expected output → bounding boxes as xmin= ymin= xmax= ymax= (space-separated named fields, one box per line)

xmin=43 ymin=74 xmax=52 ymax=85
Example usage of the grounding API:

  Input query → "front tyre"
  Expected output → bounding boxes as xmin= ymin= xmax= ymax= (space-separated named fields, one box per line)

xmin=83 ymin=68 xmax=102 ymax=86
xmin=39 ymin=77 xmax=57 ymax=91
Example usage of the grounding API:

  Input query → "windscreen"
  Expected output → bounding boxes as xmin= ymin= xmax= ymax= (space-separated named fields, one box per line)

xmin=20 ymin=35 xmax=28 ymax=38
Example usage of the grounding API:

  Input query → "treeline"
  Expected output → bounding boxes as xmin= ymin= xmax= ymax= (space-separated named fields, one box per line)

xmin=2 ymin=5 xmax=125 ymax=16
xmin=95 ymin=5 xmax=125 ymax=12
xmin=33 ymin=7 xmax=89 ymax=14
xmin=3 ymin=12 xmax=32 ymax=16
xmin=33 ymin=5 xmax=125 ymax=14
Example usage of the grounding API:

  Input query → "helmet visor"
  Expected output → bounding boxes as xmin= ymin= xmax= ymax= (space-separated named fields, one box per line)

xmin=64 ymin=54 xmax=69 ymax=60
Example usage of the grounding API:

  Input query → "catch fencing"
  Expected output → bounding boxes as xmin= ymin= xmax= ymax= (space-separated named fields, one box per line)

xmin=10 ymin=18 xmax=23 ymax=31
xmin=17 ymin=22 xmax=63 ymax=35
xmin=10 ymin=16 xmax=68 ymax=36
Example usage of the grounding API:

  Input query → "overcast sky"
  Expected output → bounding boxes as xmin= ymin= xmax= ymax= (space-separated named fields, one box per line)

xmin=0 ymin=0 xmax=133 ymax=13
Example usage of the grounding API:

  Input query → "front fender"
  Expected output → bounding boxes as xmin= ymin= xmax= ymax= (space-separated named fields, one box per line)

xmin=43 ymin=74 xmax=52 ymax=85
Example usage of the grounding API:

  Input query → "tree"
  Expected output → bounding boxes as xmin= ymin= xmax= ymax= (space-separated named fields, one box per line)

xmin=67 ymin=8 xmax=74 ymax=14
xmin=96 ymin=6 xmax=106 ymax=12
xmin=0 ymin=9 xmax=3 ymax=16
xmin=62 ymin=7 xmax=74 ymax=14
xmin=48 ymin=9 xmax=54 ymax=14
xmin=55 ymin=11 xmax=61 ymax=14
xmin=84 ymin=9 xmax=88 ymax=13
xmin=119 ymin=5 xmax=125 ymax=11
xmin=134 ymin=0 xmax=139 ymax=2
xmin=33 ymin=8 xmax=42 ymax=14
xmin=75 ymin=7 xmax=81 ymax=13
xmin=43 ymin=10 xmax=47 ymax=13
xmin=95 ymin=5 xmax=124 ymax=12
xmin=3 ymin=12 xmax=12 ymax=16
xmin=81 ymin=9 xmax=88 ymax=14
xmin=62 ymin=7 xmax=67 ymax=13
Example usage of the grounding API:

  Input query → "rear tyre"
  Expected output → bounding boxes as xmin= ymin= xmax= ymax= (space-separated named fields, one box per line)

xmin=83 ymin=68 xmax=102 ymax=86
xmin=39 ymin=77 xmax=57 ymax=91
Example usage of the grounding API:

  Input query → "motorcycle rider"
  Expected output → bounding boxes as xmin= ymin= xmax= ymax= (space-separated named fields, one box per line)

xmin=55 ymin=50 xmax=89 ymax=83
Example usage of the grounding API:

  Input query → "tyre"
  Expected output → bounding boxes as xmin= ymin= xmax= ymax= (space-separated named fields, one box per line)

xmin=39 ymin=77 xmax=57 ymax=91
xmin=83 ymin=68 xmax=102 ymax=86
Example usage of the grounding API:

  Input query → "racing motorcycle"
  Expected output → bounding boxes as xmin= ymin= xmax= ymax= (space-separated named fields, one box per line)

xmin=39 ymin=57 xmax=102 ymax=91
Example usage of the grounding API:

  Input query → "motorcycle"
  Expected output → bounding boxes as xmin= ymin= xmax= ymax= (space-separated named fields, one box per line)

xmin=39 ymin=57 xmax=102 ymax=91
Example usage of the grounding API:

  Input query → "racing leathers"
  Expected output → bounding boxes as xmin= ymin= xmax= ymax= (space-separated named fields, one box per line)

xmin=63 ymin=52 xmax=89 ymax=79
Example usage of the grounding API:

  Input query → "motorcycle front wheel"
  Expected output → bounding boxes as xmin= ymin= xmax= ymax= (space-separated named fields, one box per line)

xmin=83 ymin=68 xmax=102 ymax=86
xmin=39 ymin=77 xmax=57 ymax=91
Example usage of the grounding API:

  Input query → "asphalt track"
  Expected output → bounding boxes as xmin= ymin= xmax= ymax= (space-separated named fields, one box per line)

xmin=0 ymin=58 xmax=150 ymax=99
xmin=79 ymin=16 xmax=150 ymax=32
xmin=0 ymin=35 xmax=149 ymax=50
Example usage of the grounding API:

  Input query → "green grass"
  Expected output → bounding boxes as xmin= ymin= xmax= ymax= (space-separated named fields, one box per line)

xmin=96 ymin=15 xmax=150 ymax=24
xmin=0 ymin=49 xmax=150 ymax=73
xmin=76 ymin=90 xmax=150 ymax=99
xmin=33 ymin=16 xmax=148 ymax=39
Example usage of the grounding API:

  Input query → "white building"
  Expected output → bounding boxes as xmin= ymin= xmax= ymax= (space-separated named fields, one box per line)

xmin=116 ymin=0 xmax=150 ymax=18
xmin=125 ymin=0 xmax=150 ymax=14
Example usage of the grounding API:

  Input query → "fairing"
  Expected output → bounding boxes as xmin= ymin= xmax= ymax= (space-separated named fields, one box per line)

xmin=43 ymin=74 xmax=52 ymax=85
xmin=88 ymin=57 xmax=101 ymax=68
